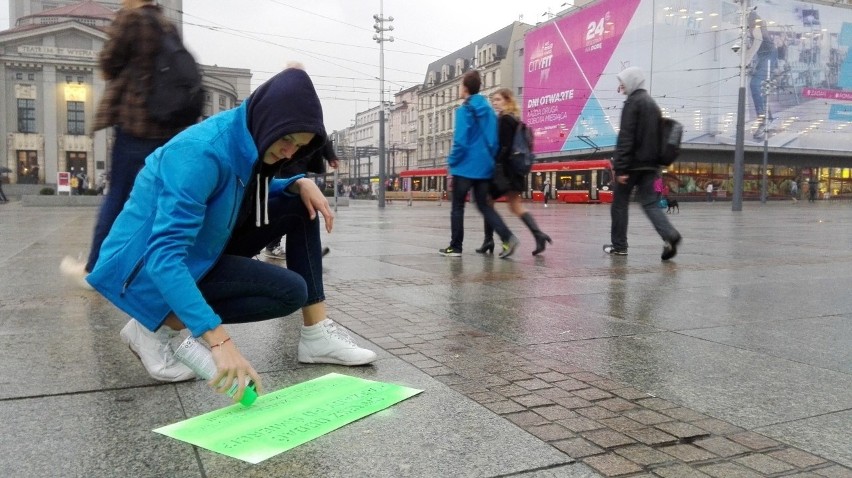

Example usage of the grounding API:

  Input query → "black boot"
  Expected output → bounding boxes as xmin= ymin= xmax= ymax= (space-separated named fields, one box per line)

xmin=476 ymin=221 xmax=495 ymax=254
xmin=521 ymin=213 xmax=552 ymax=255
xmin=475 ymin=239 xmax=494 ymax=254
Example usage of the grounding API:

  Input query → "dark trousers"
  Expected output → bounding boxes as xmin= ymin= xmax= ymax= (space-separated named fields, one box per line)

xmin=610 ymin=170 xmax=679 ymax=251
xmin=0 ymin=182 xmax=7 ymax=202
xmin=450 ymin=176 xmax=512 ymax=250
xmin=199 ymin=195 xmax=325 ymax=324
xmin=86 ymin=128 xmax=168 ymax=271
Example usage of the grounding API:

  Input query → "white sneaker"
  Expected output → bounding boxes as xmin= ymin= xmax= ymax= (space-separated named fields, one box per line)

xmin=120 ymin=319 xmax=196 ymax=382
xmin=261 ymin=245 xmax=286 ymax=260
xmin=298 ymin=319 xmax=378 ymax=366
xmin=60 ymin=255 xmax=94 ymax=291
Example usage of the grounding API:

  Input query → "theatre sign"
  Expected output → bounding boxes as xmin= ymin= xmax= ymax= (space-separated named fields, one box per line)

xmin=17 ymin=45 xmax=96 ymax=60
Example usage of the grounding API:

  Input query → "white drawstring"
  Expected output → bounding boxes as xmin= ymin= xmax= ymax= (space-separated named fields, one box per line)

xmin=254 ymin=174 xmax=270 ymax=227
xmin=263 ymin=176 xmax=269 ymax=225
xmin=255 ymin=173 xmax=261 ymax=227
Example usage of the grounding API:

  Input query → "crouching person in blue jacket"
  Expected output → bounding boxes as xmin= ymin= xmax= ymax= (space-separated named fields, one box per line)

xmin=86 ymin=65 xmax=377 ymax=401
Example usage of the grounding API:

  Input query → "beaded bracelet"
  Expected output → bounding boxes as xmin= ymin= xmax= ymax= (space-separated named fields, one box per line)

xmin=210 ymin=337 xmax=232 ymax=348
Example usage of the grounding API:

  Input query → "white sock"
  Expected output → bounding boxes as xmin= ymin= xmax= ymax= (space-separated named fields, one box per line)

xmin=301 ymin=319 xmax=330 ymax=336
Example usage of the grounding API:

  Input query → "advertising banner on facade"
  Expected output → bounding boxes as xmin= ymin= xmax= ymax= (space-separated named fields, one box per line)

xmin=524 ymin=0 xmax=852 ymax=154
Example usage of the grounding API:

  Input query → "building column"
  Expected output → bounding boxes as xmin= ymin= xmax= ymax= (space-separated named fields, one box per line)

xmin=41 ymin=64 xmax=58 ymax=179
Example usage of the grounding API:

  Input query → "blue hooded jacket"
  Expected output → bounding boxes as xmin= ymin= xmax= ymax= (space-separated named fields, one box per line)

xmin=446 ymin=94 xmax=498 ymax=179
xmin=86 ymin=68 xmax=326 ymax=337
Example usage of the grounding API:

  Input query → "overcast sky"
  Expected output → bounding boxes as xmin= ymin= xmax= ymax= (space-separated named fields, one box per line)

xmin=2 ymin=0 xmax=569 ymax=132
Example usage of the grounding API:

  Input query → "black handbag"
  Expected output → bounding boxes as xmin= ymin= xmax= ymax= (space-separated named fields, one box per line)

xmin=490 ymin=162 xmax=510 ymax=199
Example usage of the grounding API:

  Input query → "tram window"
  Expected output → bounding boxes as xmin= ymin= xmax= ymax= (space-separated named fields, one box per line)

xmin=600 ymin=169 xmax=612 ymax=187
xmin=412 ymin=178 xmax=423 ymax=191
xmin=560 ymin=173 xmax=590 ymax=190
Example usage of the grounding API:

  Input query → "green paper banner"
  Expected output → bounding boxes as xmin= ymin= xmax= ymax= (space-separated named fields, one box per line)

xmin=154 ymin=373 xmax=423 ymax=464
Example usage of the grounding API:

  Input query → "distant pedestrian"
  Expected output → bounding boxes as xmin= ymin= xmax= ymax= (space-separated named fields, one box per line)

xmin=653 ymin=176 xmax=663 ymax=200
xmin=0 ymin=176 xmax=7 ymax=203
xmin=808 ymin=180 xmax=817 ymax=202
xmin=706 ymin=182 xmax=714 ymax=202
xmin=96 ymin=172 xmax=107 ymax=195
xmin=438 ymin=70 xmax=519 ymax=258
xmin=790 ymin=179 xmax=798 ymax=201
xmin=76 ymin=171 xmax=87 ymax=195
xmin=61 ymin=0 xmax=197 ymax=289
xmin=603 ymin=67 xmax=681 ymax=260
xmin=542 ymin=179 xmax=551 ymax=207
xmin=476 ymin=88 xmax=552 ymax=256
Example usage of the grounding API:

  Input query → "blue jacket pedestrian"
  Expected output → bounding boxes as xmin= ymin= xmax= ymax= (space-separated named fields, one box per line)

xmin=447 ymin=93 xmax=498 ymax=180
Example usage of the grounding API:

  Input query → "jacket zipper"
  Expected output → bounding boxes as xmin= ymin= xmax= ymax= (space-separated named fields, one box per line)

xmin=121 ymin=258 xmax=145 ymax=296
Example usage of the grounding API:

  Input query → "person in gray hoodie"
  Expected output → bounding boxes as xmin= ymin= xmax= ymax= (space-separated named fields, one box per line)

xmin=603 ymin=67 xmax=681 ymax=260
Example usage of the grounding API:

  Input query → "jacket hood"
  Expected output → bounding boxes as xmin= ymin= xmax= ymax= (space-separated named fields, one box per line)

xmin=466 ymin=94 xmax=494 ymax=123
xmin=247 ymin=68 xmax=326 ymax=161
xmin=617 ymin=67 xmax=646 ymax=96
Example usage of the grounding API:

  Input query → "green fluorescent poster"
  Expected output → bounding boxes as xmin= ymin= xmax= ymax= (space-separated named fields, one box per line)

xmin=154 ymin=373 xmax=423 ymax=464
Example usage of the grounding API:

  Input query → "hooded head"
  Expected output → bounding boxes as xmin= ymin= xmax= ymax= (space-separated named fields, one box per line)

xmin=616 ymin=67 xmax=646 ymax=96
xmin=247 ymin=66 xmax=326 ymax=164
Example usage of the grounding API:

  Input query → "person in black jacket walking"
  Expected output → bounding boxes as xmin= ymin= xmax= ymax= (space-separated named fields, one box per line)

xmin=476 ymin=88 xmax=552 ymax=256
xmin=603 ymin=67 xmax=681 ymax=260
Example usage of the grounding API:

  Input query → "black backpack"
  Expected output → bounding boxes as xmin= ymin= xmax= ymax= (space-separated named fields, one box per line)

xmin=509 ymin=121 xmax=535 ymax=175
xmin=658 ymin=117 xmax=683 ymax=166
xmin=145 ymin=12 xmax=204 ymax=128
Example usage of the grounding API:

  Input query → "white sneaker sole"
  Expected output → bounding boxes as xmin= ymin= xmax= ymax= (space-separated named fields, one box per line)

xmin=297 ymin=348 xmax=378 ymax=366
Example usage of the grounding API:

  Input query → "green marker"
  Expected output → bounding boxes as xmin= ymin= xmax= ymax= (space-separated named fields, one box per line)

xmin=174 ymin=336 xmax=257 ymax=407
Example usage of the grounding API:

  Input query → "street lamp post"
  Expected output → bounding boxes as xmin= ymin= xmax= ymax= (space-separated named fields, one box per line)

xmin=732 ymin=0 xmax=750 ymax=212
xmin=373 ymin=4 xmax=393 ymax=208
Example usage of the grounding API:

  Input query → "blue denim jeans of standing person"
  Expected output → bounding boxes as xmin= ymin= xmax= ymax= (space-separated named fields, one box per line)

xmin=610 ymin=169 xmax=680 ymax=251
xmin=750 ymin=50 xmax=777 ymax=119
xmin=450 ymin=175 xmax=512 ymax=251
xmin=199 ymin=194 xmax=325 ymax=324
xmin=85 ymin=127 xmax=168 ymax=272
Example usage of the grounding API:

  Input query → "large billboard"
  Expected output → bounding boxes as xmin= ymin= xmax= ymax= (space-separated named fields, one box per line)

xmin=524 ymin=0 xmax=852 ymax=154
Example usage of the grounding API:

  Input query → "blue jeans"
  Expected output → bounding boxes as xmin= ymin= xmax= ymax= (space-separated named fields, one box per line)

xmin=86 ymin=128 xmax=168 ymax=271
xmin=610 ymin=170 xmax=680 ymax=251
xmin=450 ymin=176 xmax=512 ymax=250
xmin=199 ymin=195 xmax=324 ymax=324
xmin=750 ymin=51 xmax=777 ymax=119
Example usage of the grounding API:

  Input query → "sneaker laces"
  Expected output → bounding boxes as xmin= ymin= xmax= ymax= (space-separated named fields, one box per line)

xmin=156 ymin=327 xmax=183 ymax=367
xmin=323 ymin=320 xmax=357 ymax=347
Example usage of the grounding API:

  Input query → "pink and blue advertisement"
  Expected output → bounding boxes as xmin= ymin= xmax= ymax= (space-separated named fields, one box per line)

xmin=525 ymin=0 xmax=852 ymax=154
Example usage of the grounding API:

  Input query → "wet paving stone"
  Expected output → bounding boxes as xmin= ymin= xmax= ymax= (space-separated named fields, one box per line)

xmin=768 ymin=448 xmax=828 ymax=468
xmin=580 ymin=428 xmax=636 ymax=449
xmin=693 ymin=436 xmax=752 ymax=458
xmin=659 ymin=443 xmax=718 ymax=463
xmin=582 ymin=453 xmax=644 ymax=476
xmin=734 ymin=452 xmax=797 ymax=474
xmin=552 ymin=437 xmax=605 ymax=458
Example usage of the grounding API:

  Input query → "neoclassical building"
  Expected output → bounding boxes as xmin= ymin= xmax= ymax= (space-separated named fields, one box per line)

xmin=0 ymin=0 xmax=251 ymax=187
xmin=417 ymin=21 xmax=531 ymax=170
